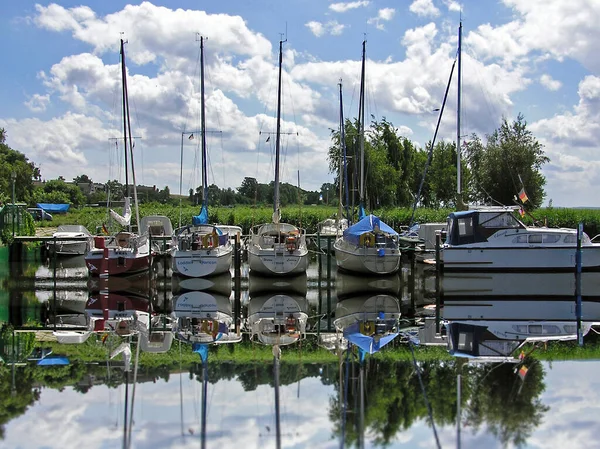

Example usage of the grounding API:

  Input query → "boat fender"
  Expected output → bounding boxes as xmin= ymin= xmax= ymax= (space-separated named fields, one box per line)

xmin=212 ymin=230 xmax=219 ymax=248
xmin=360 ymin=233 xmax=374 ymax=247
xmin=286 ymin=235 xmax=297 ymax=252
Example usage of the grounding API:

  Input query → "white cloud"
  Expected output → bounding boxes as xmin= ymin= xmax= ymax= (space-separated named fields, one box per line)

xmin=540 ymin=74 xmax=562 ymax=91
xmin=367 ymin=8 xmax=396 ymax=30
xmin=329 ymin=1 xmax=370 ymax=13
xmin=409 ymin=0 xmax=440 ymax=18
xmin=24 ymin=93 xmax=50 ymax=112
xmin=305 ymin=21 xmax=325 ymax=37
xmin=305 ymin=20 xmax=346 ymax=37
xmin=442 ymin=0 xmax=462 ymax=12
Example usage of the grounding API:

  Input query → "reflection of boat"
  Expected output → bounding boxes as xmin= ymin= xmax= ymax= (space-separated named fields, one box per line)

xmin=85 ymin=292 xmax=150 ymax=334
xmin=442 ymin=271 xmax=600 ymax=297
xmin=34 ymin=255 xmax=88 ymax=280
xmin=335 ymin=270 xmax=401 ymax=300
xmin=46 ymin=225 xmax=93 ymax=256
xmin=247 ymin=40 xmax=308 ymax=276
xmin=87 ymin=271 xmax=151 ymax=297
xmin=171 ymin=271 xmax=232 ymax=296
xmin=35 ymin=289 xmax=88 ymax=313
xmin=334 ymin=294 xmax=401 ymax=336
xmin=140 ymin=315 xmax=174 ymax=353
xmin=171 ymin=290 xmax=237 ymax=343
xmin=442 ymin=297 xmax=600 ymax=361
xmin=248 ymin=294 xmax=308 ymax=345
xmin=442 ymin=207 xmax=600 ymax=271
xmin=248 ymin=272 xmax=308 ymax=297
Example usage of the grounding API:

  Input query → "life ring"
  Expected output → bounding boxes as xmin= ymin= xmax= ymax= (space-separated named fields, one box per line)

xmin=359 ymin=233 xmax=374 ymax=247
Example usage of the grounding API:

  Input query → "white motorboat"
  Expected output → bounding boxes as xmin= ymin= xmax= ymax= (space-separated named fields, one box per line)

xmin=441 ymin=206 xmax=600 ymax=271
xmin=47 ymin=225 xmax=93 ymax=256
xmin=247 ymin=40 xmax=309 ymax=276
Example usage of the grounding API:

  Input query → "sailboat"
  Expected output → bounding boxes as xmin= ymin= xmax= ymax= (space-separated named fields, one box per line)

xmin=171 ymin=36 xmax=233 ymax=278
xmin=85 ymin=39 xmax=150 ymax=277
xmin=317 ymin=80 xmax=349 ymax=250
xmin=334 ymin=41 xmax=401 ymax=275
xmin=248 ymin=40 xmax=309 ymax=276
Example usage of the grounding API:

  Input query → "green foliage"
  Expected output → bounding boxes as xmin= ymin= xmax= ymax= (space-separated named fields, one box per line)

xmin=33 ymin=179 xmax=86 ymax=207
xmin=0 ymin=128 xmax=39 ymax=206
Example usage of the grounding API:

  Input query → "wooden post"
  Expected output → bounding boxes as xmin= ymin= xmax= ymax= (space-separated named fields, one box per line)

xmin=435 ymin=231 xmax=442 ymax=334
xmin=327 ymin=236 xmax=332 ymax=279
xmin=53 ymin=236 xmax=57 ymax=332
xmin=234 ymin=232 xmax=241 ymax=335
xmin=576 ymin=222 xmax=583 ymax=346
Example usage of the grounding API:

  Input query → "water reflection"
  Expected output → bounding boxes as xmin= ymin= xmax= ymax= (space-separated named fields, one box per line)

xmin=2 ymin=253 xmax=600 ymax=448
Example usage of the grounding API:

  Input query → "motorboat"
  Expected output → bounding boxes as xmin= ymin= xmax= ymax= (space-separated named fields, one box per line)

xmin=441 ymin=206 xmax=600 ymax=271
xmin=46 ymin=225 xmax=92 ymax=256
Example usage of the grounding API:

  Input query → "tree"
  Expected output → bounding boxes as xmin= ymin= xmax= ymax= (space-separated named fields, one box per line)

xmin=34 ymin=179 xmax=86 ymax=206
xmin=73 ymin=174 xmax=92 ymax=184
xmin=464 ymin=114 xmax=548 ymax=209
xmin=0 ymin=128 xmax=40 ymax=205
xmin=237 ymin=177 xmax=258 ymax=201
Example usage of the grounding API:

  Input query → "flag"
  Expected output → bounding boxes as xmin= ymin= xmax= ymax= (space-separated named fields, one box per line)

xmin=519 ymin=207 xmax=525 ymax=218
xmin=519 ymin=351 xmax=526 ymax=361
xmin=101 ymin=333 xmax=109 ymax=345
xmin=265 ymin=136 xmax=270 ymax=142
xmin=102 ymin=223 xmax=109 ymax=235
xmin=518 ymin=365 xmax=528 ymax=381
xmin=518 ymin=188 xmax=528 ymax=203
xmin=188 ymin=133 xmax=194 ymax=140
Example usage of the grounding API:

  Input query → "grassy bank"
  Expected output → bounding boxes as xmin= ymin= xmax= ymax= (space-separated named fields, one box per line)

xmin=37 ymin=204 xmax=600 ymax=236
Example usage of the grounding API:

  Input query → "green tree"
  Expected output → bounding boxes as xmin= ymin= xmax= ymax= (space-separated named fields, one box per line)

xmin=238 ymin=177 xmax=259 ymax=201
xmin=464 ymin=114 xmax=548 ymax=209
xmin=73 ymin=174 xmax=92 ymax=184
xmin=0 ymin=128 xmax=39 ymax=205
xmin=34 ymin=179 xmax=86 ymax=206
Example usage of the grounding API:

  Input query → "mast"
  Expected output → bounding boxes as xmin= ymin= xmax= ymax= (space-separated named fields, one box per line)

xmin=200 ymin=36 xmax=208 ymax=211
xmin=338 ymin=80 xmax=344 ymax=224
xmin=456 ymin=21 xmax=463 ymax=209
xmin=358 ymin=40 xmax=366 ymax=211
xmin=120 ymin=39 xmax=140 ymax=231
xmin=120 ymin=40 xmax=129 ymax=200
xmin=201 ymin=357 xmax=208 ymax=449
xmin=273 ymin=40 xmax=284 ymax=219
xmin=274 ymin=349 xmax=282 ymax=449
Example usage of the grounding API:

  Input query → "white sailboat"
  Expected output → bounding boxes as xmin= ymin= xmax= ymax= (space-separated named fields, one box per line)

xmin=85 ymin=39 xmax=150 ymax=277
xmin=171 ymin=36 xmax=233 ymax=278
xmin=248 ymin=40 xmax=309 ymax=276
xmin=334 ymin=41 xmax=401 ymax=275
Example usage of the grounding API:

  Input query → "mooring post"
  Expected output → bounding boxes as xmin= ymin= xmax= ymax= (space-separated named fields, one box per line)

xmin=53 ymin=236 xmax=57 ymax=332
xmin=576 ymin=222 xmax=583 ymax=346
xmin=149 ymin=234 xmax=154 ymax=281
xmin=435 ymin=231 xmax=442 ymax=334
xmin=234 ymin=232 xmax=241 ymax=335
xmin=327 ymin=236 xmax=332 ymax=280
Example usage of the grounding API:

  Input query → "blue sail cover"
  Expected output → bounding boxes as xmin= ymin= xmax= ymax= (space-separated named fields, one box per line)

xmin=192 ymin=343 xmax=209 ymax=362
xmin=192 ymin=204 xmax=209 ymax=225
xmin=358 ymin=204 xmax=366 ymax=221
xmin=342 ymin=214 xmax=398 ymax=245
xmin=343 ymin=322 xmax=399 ymax=354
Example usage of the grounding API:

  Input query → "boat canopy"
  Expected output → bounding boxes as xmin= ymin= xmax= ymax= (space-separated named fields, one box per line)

xmin=445 ymin=209 xmax=524 ymax=245
xmin=342 ymin=214 xmax=397 ymax=245
xmin=37 ymin=203 xmax=70 ymax=213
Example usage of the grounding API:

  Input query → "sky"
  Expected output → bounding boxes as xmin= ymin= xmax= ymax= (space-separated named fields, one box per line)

xmin=1 ymin=0 xmax=599 ymax=207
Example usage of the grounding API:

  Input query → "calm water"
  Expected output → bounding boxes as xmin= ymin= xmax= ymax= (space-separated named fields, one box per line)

xmin=2 ymin=251 xmax=600 ymax=449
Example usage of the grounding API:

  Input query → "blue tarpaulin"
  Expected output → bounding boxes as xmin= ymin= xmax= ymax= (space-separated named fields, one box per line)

xmin=192 ymin=204 xmax=209 ymax=225
xmin=37 ymin=203 xmax=70 ymax=213
xmin=343 ymin=322 xmax=398 ymax=354
xmin=342 ymin=214 xmax=398 ymax=245
xmin=37 ymin=356 xmax=70 ymax=366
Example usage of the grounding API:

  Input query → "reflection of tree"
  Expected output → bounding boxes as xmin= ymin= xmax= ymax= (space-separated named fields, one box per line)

xmin=463 ymin=357 xmax=548 ymax=447
xmin=0 ymin=366 xmax=40 ymax=439
xmin=328 ymin=357 xmax=548 ymax=448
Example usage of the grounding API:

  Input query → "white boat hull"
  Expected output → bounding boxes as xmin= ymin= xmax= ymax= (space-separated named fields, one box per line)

xmin=171 ymin=247 xmax=232 ymax=278
xmin=47 ymin=240 xmax=90 ymax=256
xmin=247 ymin=248 xmax=309 ymax=276
xmin=334 ymin=238 xmax=401 ymax=275
xmin=441 ymin=245 xmax=600 ymax=272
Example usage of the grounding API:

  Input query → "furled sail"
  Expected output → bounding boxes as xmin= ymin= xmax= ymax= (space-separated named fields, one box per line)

xmin=110 ymin=197 xmax=132 ymax=226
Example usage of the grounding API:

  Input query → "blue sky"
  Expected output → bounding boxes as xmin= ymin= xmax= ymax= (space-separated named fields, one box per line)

xmin=1 ymin=0 xmax=599 ymax=206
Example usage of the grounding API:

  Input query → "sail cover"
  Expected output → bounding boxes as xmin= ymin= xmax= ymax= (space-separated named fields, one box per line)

xmin=343 ymin=321 xmax=398 ymax=354
xmin=342 ymin=214 xmax=398 ymax=245
xmin=192 ymin=204 xmax=209 ymax=226
xmin=110 ymin=197 xmax=132 ymax=226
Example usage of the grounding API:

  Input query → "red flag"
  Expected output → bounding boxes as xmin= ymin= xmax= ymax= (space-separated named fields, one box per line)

xmin=102 ymin=224 xmax=109 ymax=235
xmin=518 ymin=365 xmax=528 ymax=381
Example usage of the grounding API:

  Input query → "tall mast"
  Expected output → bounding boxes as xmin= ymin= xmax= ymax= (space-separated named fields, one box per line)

xmin=358 ymin=40 xmax=366 ymax=207
xmin=456 ymin=21 xmax=463 ymax=206
xmin=200 ymin=36 xmax=208 ymax=210
xmin=338 ymin=80 xmax=344 ymax=223
xmin=201 ymin=358 xmax=208 ymax=449
xmin=273 ymin=40 xmax=284 ymax=217
xmin=274 ymin=350 xmax=282 ymax=449
xmin=120 ymin=39 xmax=129 ymax=199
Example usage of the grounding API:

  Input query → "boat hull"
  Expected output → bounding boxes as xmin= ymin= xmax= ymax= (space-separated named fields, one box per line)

xmin=171 ymin=247 xmax=232 ymax=278
xmin=85 ymin=249 xmax=150 ymax=277
xmin=441 ymin=245 xmax=600 ymax=272
xmin=334 ymin=239 xmax=401 ymax=275
xmin=247 ymin=248 xmax=309 ymax=276
xmin=47 ymin=240 xmax=90 ymax=256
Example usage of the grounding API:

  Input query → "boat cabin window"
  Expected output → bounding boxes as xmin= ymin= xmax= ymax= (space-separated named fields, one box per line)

xmin=513 ymin=235 xmax=528 ymax=244
xmin=543 ymin=234 xmax=561 ymax=243
xmin=457 ymin=331 xmax=473 ymax=351
xmin=458 ymin=217 xmax=473 ymax=237
xmin=528 ymin=235 xmax=542 ymax=244
xmin=148 ymin=221 xmax=166 ymax=236
xmin=478 ymin=212 xmax=522 ymax=229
